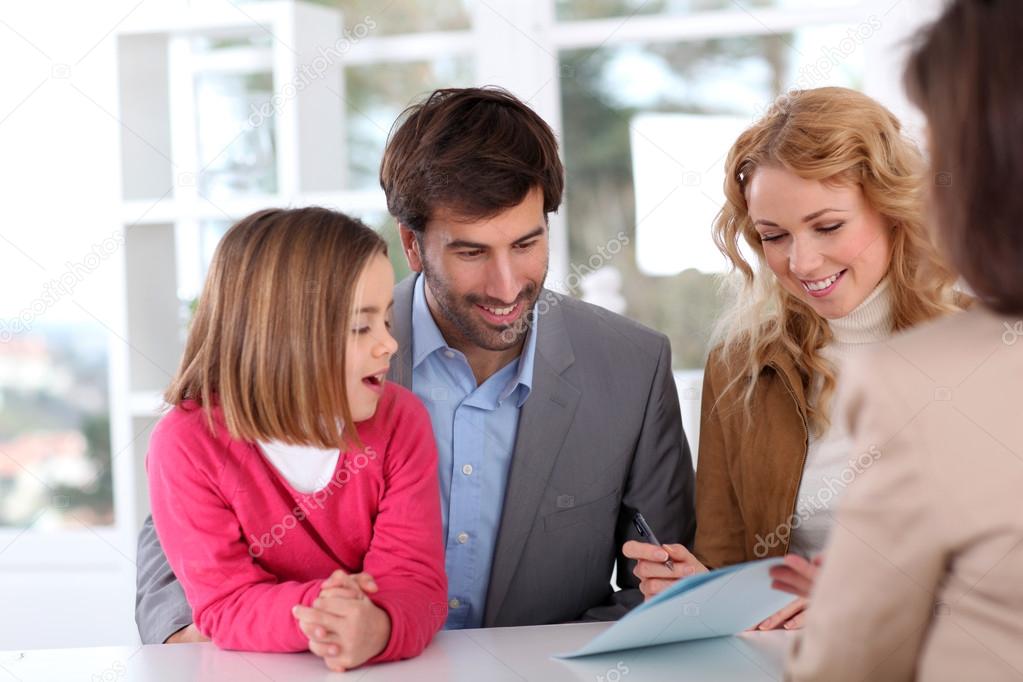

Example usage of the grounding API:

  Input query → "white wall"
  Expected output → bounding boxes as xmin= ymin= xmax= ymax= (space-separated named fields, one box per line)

xmin=0 ymin=0 xmax=157 ymax=649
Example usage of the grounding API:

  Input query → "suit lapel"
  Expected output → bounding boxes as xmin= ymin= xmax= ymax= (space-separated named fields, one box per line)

xmin=388 ymin=274 xmax=416 ymax=389
xmin=483 ymin=293 xmax=580 ymax=625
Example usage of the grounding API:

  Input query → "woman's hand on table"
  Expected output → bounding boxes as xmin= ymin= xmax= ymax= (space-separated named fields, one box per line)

xmin=751 ymin=597 xmax=807 ymax=630
xmin=752 ymin=553 xmax=824 ymax=631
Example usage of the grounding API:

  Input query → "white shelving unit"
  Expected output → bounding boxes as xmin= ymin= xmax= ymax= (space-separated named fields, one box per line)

xmin=115 ymin=0 xmax=384 ymax=528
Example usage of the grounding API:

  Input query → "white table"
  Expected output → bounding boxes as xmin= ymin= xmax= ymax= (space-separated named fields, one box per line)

xmin=0 ymin=622 xmax=794 ymax=681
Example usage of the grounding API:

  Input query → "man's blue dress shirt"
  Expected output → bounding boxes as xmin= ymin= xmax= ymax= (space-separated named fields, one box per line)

xmin=410 ymin=275 xmax=538 ymax=629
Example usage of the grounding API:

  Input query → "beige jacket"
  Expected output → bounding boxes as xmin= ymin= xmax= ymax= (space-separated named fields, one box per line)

xmin=788 ymin=305 xmax=1023 ymax=681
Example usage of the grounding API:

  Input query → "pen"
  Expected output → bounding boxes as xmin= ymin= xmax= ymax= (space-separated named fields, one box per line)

xmin=632 ymin=511 xmax=674 ymax=571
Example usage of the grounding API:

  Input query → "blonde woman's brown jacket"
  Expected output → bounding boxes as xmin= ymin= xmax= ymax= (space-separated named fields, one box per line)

xmin=692 ymin=343 xmax=812 ymax=569
xmin=692 ymin=293 xmax=971 ymax=570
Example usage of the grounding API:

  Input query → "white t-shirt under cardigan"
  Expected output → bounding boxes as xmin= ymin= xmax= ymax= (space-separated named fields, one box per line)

xmin=257 ymin=441 xmax=341 ymax=494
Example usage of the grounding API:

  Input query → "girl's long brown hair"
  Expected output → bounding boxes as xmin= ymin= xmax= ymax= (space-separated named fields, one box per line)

xmin=165 ymin=207 xmax=387 ymax=448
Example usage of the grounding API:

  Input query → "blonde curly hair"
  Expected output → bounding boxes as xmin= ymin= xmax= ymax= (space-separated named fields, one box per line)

xmin=711 ymin=87 xmax=960 ymax=436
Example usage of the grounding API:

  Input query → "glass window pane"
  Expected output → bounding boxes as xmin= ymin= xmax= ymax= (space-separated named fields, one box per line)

xmin=337 ymin=1 xmax=471 ymax=36
xmin=195 ymin=72 xmax=278 ymax=200
xmin=556 ymin=0 xmax=859 ymax=22
xmin=559 ymin=28 xmax=863 ymax=369
xmin=191 ymin=33 xmax=273 ymax=52
xmin=345 ymin=57 xmax=475 ymax=189
xmin=356 ymin=211 xmax=413 ymax=283
xmin=199 ymin=220 xmax=232 ymax=281
xmin=212 ymin=1 xmax=472 ymax=34
xmin=0 ymin=325 xmax=113 ymax=527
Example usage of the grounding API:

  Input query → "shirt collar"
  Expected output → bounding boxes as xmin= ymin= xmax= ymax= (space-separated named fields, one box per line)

xmin=412 ymin=274 xmax=452 ymax=369
xmin=411 ymin=275 xmax=538 ymax=407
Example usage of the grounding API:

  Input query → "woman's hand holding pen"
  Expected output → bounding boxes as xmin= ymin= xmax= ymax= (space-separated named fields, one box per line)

xmin=622 ymin=541 xmax=708 ymax=600
xmin=293 ymin=569 xmax=391 ymax=672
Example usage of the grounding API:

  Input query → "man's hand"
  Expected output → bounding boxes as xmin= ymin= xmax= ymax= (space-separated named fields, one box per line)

xmin=623 ymin=541 xmax=708 ymax=600
xmin=294 ymin=570 xmax=391 ymax=672
xmin=164 ymin=624 xmax=210 ymax=644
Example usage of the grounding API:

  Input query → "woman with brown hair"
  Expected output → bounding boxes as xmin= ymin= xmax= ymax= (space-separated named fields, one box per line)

xmin=146 ymin=207 xmax=446 ymax=671
xmin=624 ymin=86 xmax=962 ymax=629
xmin=787 ymin=1 xmax=1023 ymax=678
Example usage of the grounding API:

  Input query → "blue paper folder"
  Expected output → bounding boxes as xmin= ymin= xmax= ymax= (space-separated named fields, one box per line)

xmin=557 ymin=557 xmax=794 ymax=658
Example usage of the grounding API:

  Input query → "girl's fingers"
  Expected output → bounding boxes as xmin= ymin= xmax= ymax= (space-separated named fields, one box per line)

xmin=321 ymin=568 xmax=355 ymax=589
xmin=353 ymin=572 xmax=379 ymax=593
xmin=318 ymin=587 xmax=364 ymax=600
xmin=313 ymin=596 xmax=363 ymax=617
xmin=297 ymin=617 xmax=339 ymax=644
xmin=321 ymin=570 xmax=377 ymax=597
xmin=307 ymin=638 xmax=340 ymax=658
xmin=293 ymin=604 xmax=345 ymax=631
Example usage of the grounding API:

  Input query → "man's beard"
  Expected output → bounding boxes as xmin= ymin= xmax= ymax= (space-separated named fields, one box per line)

xmin=421 ymin=261 xmax=545 ymax=352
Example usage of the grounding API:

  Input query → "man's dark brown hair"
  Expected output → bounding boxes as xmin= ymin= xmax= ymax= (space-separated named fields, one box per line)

xmin=905 ymin=0 xmax=1023 ymax=315
xmin=379 ymin=86 xmax=564 ymax=232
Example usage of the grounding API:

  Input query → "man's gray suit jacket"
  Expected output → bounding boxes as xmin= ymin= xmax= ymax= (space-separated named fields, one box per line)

xmin=135 ymin=275 xmax=696 ymax=643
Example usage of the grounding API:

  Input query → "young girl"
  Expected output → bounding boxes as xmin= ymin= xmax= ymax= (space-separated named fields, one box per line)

xmin=624 ymin=87 xmax=962 ymax=628
xmin=146 ymin=207 xmax=446 ymax=671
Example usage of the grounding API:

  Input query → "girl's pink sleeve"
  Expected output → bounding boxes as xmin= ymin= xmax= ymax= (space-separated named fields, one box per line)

xmin=362 ymin=391 xmax=448 ymax=663
xmin=146 ymin=415 xmax=321 ymax=652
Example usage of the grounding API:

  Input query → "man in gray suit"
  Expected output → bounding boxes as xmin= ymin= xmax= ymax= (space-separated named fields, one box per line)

xmin=136 ymin=87 xmax=695 ymax=645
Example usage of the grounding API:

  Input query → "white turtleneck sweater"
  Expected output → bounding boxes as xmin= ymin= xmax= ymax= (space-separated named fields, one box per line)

xmin=787 ymin=279 xmax=894 ymax=558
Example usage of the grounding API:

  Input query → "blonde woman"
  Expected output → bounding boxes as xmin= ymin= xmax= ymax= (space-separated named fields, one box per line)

xmin=624 ymin=86 xmax=962 ymax=629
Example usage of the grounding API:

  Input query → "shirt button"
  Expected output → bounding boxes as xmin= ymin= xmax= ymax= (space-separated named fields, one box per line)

xmin=444 ymin=350 xmax=455 ymax=359
xmin=462 ymin=464 xmax=473 ymax=476
xmin=457 ymin=532 xmax=469 ymax=544
xmin=449 ymin=598 xmax=461 ymax=609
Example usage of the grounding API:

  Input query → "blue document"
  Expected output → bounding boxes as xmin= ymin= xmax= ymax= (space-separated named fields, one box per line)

xmin=557 ymin=557 xmax=793 ymax=658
